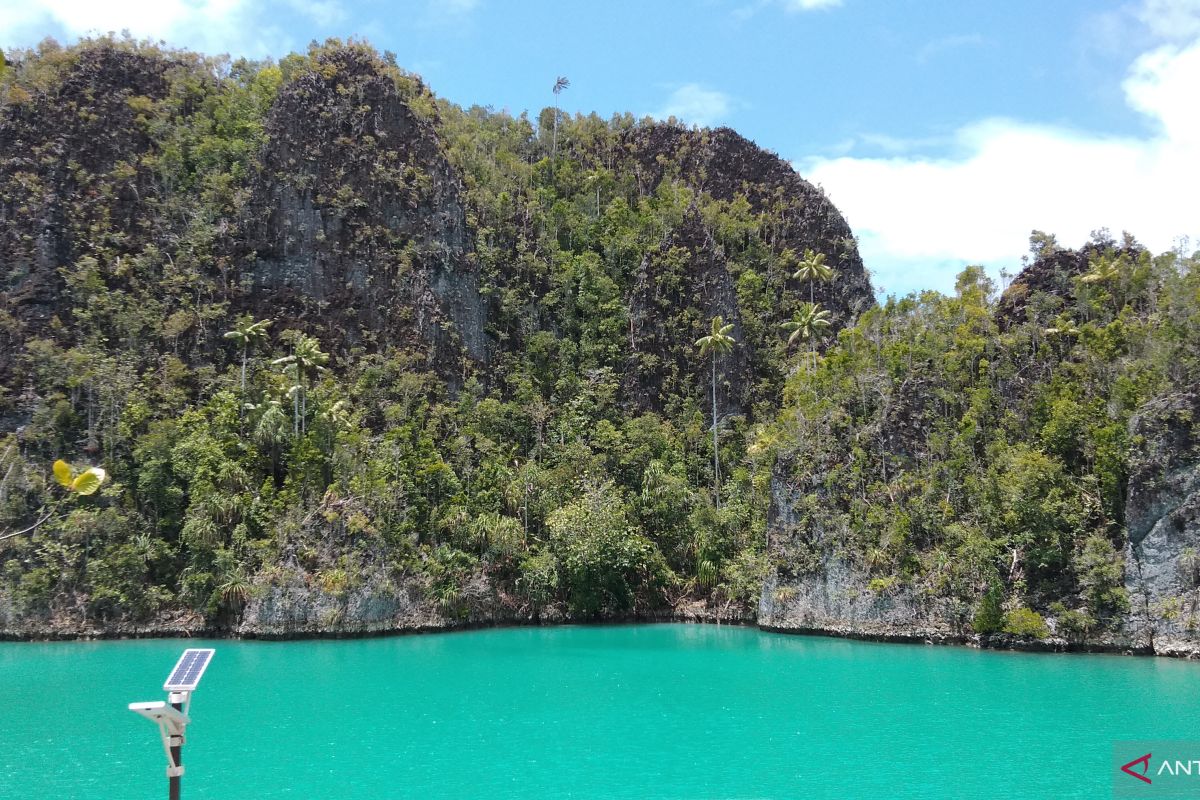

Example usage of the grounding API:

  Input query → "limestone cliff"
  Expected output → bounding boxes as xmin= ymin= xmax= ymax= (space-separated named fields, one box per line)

xmin=759 ymin=242 xmax=1200 ymax=657
xmin=1124 ymin=391 xmax=1200 ymax=657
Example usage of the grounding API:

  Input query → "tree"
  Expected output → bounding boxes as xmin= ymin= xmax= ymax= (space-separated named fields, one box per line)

xmin=695 ymin=315 xmax=736 ymax=508
xmin=551 ymin=76 xmax=569 ymax=158
xmin=272 ymin=334 xmax=328 ymax=436
xmin=972 ymin=580 xmax=1005 ymax=634
xmin=780 ymin=302 xmax=832 ymax=372
xmin=792 ymin=249 xmax=836 ymax=304
xmin=548 ymin=481 xmax=665 ymax=615
xmin=223 ymin=318 xmax=272 ymax=395
xmin=0 ymin=460 xmax=108 ymax=542
xmin=1079 ymin=257 xmax=1119 ymax=286
xmin=1078 ymin=254 xmax=1131 ymax=309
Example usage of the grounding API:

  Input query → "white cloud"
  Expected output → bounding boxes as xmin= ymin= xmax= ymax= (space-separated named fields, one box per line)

xmin=801 ymin=38 xmax=1200 ymax=296
xmin=1137 ymin=0 xmax=1200 ymax=41
xmin=781 ymin=0 xmax=842 ymax=10
xmin=439 ymin=0 xmax=479 ymax=12
xmin=0 ymin=0 xmax=291 ymax=56
xmin=285 ymin=0 xmax=345 ymax=27
xmin=916 ymin=33 xmax=984 ymax=64
xmin=733 ymin=0 xmax=841 ymax=20
xmin=650 ymin=83 xmax=734 ymax=127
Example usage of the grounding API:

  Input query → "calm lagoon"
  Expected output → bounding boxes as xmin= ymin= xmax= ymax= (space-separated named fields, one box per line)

xmin=1 ymin=624 xmax=1196 ymax=799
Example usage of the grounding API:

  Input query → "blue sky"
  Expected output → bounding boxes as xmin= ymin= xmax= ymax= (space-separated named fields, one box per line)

xmin=3 ymin=0 xmax=1198 ymax=296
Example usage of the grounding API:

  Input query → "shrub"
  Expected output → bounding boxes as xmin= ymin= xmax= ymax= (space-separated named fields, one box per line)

xmin=1078 ymin=534 xmax=1130 ymax=617
xmin=517 ymin=549 xmax=559 ymax=607
xmin=972 ymin=581 xmax=1004 ymax=634
xmin=1003 ymin=607 xmax=1050 ymax=639
xmin=868 ymin=575 xmax=899 ymax=593
xmin=548 ymin=481 xmax=669 ymax=615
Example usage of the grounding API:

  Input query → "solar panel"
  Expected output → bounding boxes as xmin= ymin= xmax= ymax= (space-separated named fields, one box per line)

xmin=163 ymin=648 xmax=215 ymax=692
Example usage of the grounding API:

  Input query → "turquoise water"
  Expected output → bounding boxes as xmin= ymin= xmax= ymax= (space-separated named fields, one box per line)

xmin=1 ymin=624 xmax=1197 ymax=799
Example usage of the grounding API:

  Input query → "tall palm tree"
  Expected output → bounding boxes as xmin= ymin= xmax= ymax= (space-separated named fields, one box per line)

xmin=223 ymin=318 xmax=272 ymax=394
xmin=792 ymin=249 xmax=837 ymax=304
xmin=552 ymin=76 xmax=569 ymax=158
xmin=695 ymin=315 xmax=736 ymax=508
xmin=272 ymin=334 xmax=328 ymax=436
xmin=781 ymin=302 xmax=832 ymax=372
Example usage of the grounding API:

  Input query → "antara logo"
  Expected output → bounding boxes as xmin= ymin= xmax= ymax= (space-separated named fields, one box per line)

xmin=1114 ymin=743 xmax=1200 ymax=798
xmin=1122 ymin=753 xmax=1153 ymax=785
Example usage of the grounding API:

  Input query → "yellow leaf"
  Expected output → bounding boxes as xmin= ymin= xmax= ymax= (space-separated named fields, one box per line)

xmin=71 ymin=467 xmax=106 ymax=496
xmin=52 ymin=459 xmax=73 ymax=487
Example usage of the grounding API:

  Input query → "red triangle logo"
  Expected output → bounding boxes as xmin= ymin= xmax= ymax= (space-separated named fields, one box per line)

xmin=1121 ymin=753 xmax=1152 ymax=784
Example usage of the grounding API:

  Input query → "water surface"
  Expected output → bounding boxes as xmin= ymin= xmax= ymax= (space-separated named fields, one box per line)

xmin=1 ymin=624 xmax=1196 ymax=798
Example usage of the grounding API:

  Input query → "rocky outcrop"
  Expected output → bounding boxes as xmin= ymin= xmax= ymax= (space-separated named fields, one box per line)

xmin=758 ymin=386 xmax=1200 ymax=660
xmin=243 ymin=45 xmax=488 ymax=372
xmin=757 ymin=559 xmax=962 ymax=642
xmin=994 ymin=235 xmax=1144 ymax=330
xmin=618 ymin=125 xmax=875 ymax=415
xmin=619 ymin=125 xmax=873 ymax=316
xmin=755 ymin=390 xmax=1198 ymax=656
xmin=0 ymin=42 xmax=489 ymax=393
xmin=625 ymin=208 xmax=750 ymax=413
xmin=235 ymin=575 xmax=453 ymax=638
xmin=755 ymin=275 xmax=1200 ymax=655
xmin=0 ymin=597 xmax=206 ymax=640
xmin=0 ymin=46 xmax=174 ymax=382
xmin=757 ymin=469 xmax=965 ymax=643
xmin=1125 ymin=391 xmax=1200 ymax=657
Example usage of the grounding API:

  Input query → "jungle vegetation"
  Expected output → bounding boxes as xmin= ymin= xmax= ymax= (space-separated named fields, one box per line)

xmin=0 ymin=37 xmax=1196 ymax=637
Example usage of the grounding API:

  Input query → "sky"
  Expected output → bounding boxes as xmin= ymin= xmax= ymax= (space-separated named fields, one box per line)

xmin=1 ymin=0 xmax=1198 ymax=296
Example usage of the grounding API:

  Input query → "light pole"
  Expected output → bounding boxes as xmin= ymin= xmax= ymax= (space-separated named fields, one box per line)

xmin=129 ymin=649 xmax=215 ymax=799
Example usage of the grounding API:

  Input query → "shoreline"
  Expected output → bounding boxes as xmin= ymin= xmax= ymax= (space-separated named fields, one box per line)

xmin=4 ymin=608 xmax=1196 ymax=660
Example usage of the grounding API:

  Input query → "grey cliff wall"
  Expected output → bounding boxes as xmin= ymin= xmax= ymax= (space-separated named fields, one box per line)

xmin=1124 ymin=391 xmax=1200 ymax=657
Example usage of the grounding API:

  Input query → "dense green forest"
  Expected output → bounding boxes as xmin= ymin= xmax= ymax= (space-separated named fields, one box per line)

xmin=767 ymin=240 xmax=1200 ymax=639
xmin=1 ymin=38 xmax=1196 ymax=642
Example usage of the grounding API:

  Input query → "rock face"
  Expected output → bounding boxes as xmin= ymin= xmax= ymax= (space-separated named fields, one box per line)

xmin=0 ymin=43 xmax=488 ymax=390
xmin=235 ymin=577 xmax=450 ymax=638
xmin=1125 ymin=391 xmax=1200 ymax=657
xmin=0 ymin=47 xmax=172 ymax=382
xmin=757 ymin=560 xmax=962 ymax=642
xmin=243 ymin=46 xmax=488 ymax=369
xmin=759 ymin=246 xmax=1200 ymax=657
xmin=625 ymin=208 xmax=751 ymax=412
xmin=994 ymin=236 xmax=1142 ymax=330
xmin=619 ymin=125 xmax=874 ymax=415
xmin=757 ymin=471 xmax=964 ymax=642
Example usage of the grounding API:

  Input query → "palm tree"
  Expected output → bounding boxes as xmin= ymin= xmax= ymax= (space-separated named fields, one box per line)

xmin=792 ymin=249 xmax=837 ymax=304
xmin=695 ymin=315 xmax=736 ymax=508
xmin=781 ymin=302 xmax=832 ymax=372
xmin=552 ymin=76 xmax=569 ymax=158
xmin=272 ymin=334 xmax=328 ymax=436
xmin=1079 ymin=254 xmax=1131 ymax=309
xmin=1079 ymin=258 xmax=1119 ymax=285
xmin=223 ymin=318 xmax=272 ymax=394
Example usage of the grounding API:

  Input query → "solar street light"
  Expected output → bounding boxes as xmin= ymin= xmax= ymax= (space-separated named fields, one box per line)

xmin=129 ymin=649 xmax=214 ymax=800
